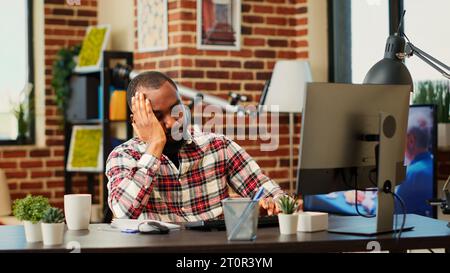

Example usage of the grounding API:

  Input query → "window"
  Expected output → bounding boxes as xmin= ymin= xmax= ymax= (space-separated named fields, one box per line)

xmin=328 ymin=0 xmax=404 ymax=83
xmin=403 ymin=0 xmax=450 ymax=82
xmin=0 ymin=0 xmax=34 ymax=144
xmin=351 ymin=0 xmax=390 ymax=83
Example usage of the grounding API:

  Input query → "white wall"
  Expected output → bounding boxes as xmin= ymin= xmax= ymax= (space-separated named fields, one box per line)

xmin=34 ymin=0 xmax=45 ymax=147
xmin=308 ymin=0 xmax=329 ymax=82
xmin=98 ymin=0 xmax=135 ymax=52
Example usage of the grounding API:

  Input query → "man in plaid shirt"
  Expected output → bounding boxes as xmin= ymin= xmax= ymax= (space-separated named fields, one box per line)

xmin=106 ymin=71 xmax=285 ymax=222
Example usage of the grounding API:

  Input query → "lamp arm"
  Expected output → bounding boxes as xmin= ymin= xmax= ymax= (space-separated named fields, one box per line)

xmin=444 ymin=174 xmax=450 ymax=194
xmin=406 ymin=42 xmax=450 ymax=79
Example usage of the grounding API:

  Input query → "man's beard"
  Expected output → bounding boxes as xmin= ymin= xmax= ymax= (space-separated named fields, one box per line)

xmin=163 ymin=129 xmax=184 ymax=155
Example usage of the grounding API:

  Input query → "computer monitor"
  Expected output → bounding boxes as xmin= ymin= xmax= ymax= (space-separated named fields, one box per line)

xmin=296 ymin=83 xmax=412 ymax=235
xmin=303 ymin=104 xmax=437 ymax=218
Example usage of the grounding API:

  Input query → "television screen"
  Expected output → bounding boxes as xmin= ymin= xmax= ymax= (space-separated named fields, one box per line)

xmin=303 ymin=105 xmax=437 ymax=218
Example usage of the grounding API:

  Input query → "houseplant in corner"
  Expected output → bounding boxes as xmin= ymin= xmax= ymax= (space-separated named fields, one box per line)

xmin=51 ymin=44 xmax=81 ymax=126
xmin=12 ymin=195 xmax=50 ymax=243
xmin=41 ymin=207 xmax=65 ymax=246
xmin=277 ymin=195 xmax=299 ymax=235
xmin=413 ymin=80 xmax=450 ymax=149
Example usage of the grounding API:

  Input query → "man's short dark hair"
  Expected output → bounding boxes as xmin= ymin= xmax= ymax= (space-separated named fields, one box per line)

xmin=126 ymin=71 xmax=178 ymax=110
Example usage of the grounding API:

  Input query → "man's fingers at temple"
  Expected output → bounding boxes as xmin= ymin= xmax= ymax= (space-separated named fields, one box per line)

xmin=132 ymin=95 xmax=142 ymax=124
xmin=145 ymin=98 xmax=154 ymax=114
xmin=138 ymin=93 xmax=148 ymax=123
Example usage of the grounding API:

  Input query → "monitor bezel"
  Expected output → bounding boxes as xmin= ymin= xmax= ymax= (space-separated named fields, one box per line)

xmin=409 ymin=104 xmax=438 ymax=219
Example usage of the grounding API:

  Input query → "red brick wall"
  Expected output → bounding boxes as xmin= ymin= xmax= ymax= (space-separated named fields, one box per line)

xmin=0 ymin=0 xmax=98 ymax=208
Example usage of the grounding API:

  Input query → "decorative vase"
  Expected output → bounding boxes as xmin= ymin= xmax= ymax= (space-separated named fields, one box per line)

xmin=41 ymin=222 xmax=65 ymax=246
xmin=23 ymin=221 xmax=42 ymax=243
xmin=278 ymin=213 xmax=298 ymax=235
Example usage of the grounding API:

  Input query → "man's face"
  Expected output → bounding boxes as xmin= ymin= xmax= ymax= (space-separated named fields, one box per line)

xmin=138 ymin=81 xmax=184 ymax=144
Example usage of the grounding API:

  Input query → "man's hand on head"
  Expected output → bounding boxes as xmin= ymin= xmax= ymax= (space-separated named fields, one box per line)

xmin=131 ymin=91 xmax=166 ymax=158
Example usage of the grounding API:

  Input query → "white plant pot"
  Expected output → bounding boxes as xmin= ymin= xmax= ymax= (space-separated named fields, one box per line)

xmin=41 ymin=222 xmax=65 ymax=246
xmin=23 ymin=221 xmax=42 ymax=243
xmin=278 ymin=213 xmax=298 ymax=235
xmin=438 ymin=123 xmax=450 ymax=150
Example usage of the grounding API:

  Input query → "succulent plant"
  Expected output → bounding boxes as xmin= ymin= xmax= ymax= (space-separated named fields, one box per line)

xmin=12 ymin=195 xmax=51 ymax=224
xmin=277 ymin=195 xmax=299 ymax=215
xmin=42 ymin=207 xmax=65 ymax=224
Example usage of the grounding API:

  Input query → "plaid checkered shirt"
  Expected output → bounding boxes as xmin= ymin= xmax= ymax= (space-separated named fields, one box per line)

xmin=106 ymin=130 xmax=284 ymax=222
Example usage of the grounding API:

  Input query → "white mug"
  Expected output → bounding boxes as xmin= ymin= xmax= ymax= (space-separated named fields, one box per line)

xmin=64 ymin=194 xmax=92 ymax=230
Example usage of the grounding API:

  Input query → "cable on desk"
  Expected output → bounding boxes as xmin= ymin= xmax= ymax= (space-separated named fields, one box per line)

xmin=353 ymin=171 xmax=376 ymax=218
xmin=391 ymin=192 xmax=407 ymax=240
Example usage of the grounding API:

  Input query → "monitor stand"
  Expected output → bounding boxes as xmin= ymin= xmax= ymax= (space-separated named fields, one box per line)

xmin=330 ymin=113 xmax=414 ymax=236
xmin=327 ymin=215 xmax=414 ymax=236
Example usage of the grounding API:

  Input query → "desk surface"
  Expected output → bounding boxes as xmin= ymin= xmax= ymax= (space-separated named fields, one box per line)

xmin=1 ymin=214 xmax=449 ymax=253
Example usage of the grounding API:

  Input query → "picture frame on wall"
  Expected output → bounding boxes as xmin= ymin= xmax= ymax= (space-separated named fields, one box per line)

xmin=137 ymin=0 xmax=168 ymax=52
xmin=74 ymin=24 xmax=110 ymax=73
xmin=197 ymin=0 xmax=241 ymax=51
xmin=66 ymin=125 xmax=103 ymax=172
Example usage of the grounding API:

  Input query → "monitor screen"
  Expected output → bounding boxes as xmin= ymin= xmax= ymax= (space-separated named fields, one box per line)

xmin=303 ymin=105 xmax=437 ymax=218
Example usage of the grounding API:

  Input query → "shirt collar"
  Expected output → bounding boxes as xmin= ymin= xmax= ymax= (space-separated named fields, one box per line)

xmin=411 ymin=151 xmax=432 ymax=164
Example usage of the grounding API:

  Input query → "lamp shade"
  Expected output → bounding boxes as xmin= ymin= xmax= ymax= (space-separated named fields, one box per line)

xmin=263 ymin=60 xmax=312 ymax=113
xmin=363 ymin=34 xmax=413 ymax=87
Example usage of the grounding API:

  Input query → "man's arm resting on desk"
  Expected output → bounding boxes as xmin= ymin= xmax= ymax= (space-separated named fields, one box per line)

xmin=224 ymin=136 xmax=285 ymax=214
xmin=106 ymin=149 xmax=160 ymax=219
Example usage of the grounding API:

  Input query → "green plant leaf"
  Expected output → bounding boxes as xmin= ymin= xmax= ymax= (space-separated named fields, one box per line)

xmin=413 ymin=80 xmax=450 ymax=123
xmin=277 ymin=195 xmax=299 ymax=214
xmin=12 ymin=195 xmax=51 ymax=224
xmin=51 ymin=44 xmax=81 ymax=126
xmin=42 ymin=207 xmax=65 ymax=224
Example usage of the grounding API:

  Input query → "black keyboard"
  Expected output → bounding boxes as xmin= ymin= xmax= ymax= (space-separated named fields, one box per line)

xmin=184 ymin=215 xmax=279 ymax=231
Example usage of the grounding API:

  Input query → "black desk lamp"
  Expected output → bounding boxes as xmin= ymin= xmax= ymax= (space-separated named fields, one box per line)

xmin=364 ymin=32 xmax=450 ymax=86
xmin=363 ymin=33 xmax=413 ymax=86
xmin=363 ymin=11 xmax=450 ymax=231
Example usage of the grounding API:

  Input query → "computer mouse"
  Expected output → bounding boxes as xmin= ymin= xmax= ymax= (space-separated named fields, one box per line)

xmin=138 ymin=221 xmax=170 ymax=234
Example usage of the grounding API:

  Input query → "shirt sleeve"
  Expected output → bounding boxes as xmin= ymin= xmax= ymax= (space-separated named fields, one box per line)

xmin=106 ymin=149 xmax=160 ymax=219
xmin=224 ymin=136 xmax=285 ymax=199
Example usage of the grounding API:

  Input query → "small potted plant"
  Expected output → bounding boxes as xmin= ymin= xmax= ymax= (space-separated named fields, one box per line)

xmin=41 ymin=207 xmax=65 ymax=246
xmin=277 ymin=195 xmax=299 ymax=235
xmin=12 ymin=195 xmax=50 ymax=243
